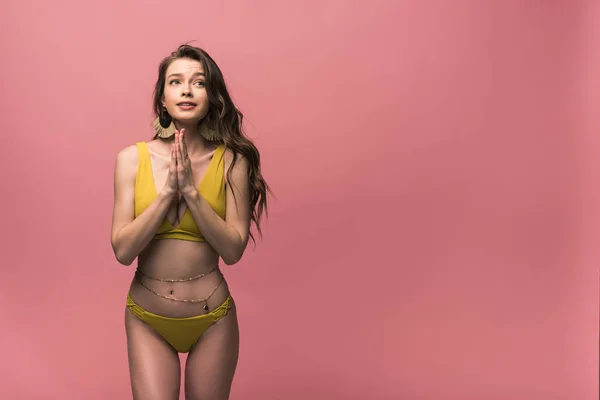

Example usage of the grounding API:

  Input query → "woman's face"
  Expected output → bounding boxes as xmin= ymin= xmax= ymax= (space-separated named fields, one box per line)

xmin=162 ymin=57 xmax=210 ymax=124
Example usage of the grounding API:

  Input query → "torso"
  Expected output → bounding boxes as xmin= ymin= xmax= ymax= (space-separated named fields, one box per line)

xmin=127 ymin=138 xmax=232 ymax=318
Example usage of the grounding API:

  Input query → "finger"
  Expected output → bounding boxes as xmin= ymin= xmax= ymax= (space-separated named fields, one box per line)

xmin=171 ymin=143 xmax=177 ymax=167
xmin=178 ymin=136 xmax=184 ymax=160
xmin=179 ymin=129 xmax=185 ymax=156
xmin=177 ymin=141 xmax=183 ymax=169
xmin=181 ymin=131 xmax=187 ymax=158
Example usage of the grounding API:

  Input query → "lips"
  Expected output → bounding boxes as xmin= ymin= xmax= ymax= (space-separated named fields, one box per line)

xmin=177 ymin=102 xmax=197 ymax=106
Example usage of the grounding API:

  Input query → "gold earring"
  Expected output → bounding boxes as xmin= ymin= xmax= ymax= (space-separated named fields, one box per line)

xmin=152 ymin=109 xmax=176 ymax=138
xmin=199 ymin=121 xmax=220 ymax=141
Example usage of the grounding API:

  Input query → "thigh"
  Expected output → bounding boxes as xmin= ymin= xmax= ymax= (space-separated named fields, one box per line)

xmin=125 ymin=308 xmax=181 ymax=400
xmin=184 ymin=305 xmax=240 ymax=400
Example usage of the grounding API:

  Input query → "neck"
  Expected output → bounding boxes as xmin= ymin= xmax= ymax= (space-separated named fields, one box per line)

xmin=173 ymin=120 xmax=212 ymax=156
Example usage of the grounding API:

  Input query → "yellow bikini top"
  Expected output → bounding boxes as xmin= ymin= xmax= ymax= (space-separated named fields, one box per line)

xmin=134 ymin=141 xmax=227 ymax=242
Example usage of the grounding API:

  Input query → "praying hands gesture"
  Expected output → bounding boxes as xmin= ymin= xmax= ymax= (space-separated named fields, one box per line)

xmin=174 ymin=129 xmax=197 ymax=196
xmin=164 ymin=129 xmax=197 ymax=226
xmin=164 ymin=128 xmax=197 ymax=196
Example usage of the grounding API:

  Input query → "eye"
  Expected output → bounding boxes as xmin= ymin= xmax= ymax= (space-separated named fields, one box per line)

xmin=169 ymin=79 xmax=180 ymax=85
xmin=194 ymin=81 xmax=205 ymax=87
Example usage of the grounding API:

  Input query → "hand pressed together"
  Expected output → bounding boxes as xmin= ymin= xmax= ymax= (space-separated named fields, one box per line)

xmin=163 ymin=129 xmax=196 ymax=226
xmin=175 ymin=129 xmax=197 ymax=196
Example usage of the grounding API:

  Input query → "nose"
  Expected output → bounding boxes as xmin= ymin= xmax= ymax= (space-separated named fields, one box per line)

xmin=181 ymin=84 xmax=192 ymax=97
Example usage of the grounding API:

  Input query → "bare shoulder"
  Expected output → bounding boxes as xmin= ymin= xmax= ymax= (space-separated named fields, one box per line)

xmin=115 ymin=143 xmax=139 ymax=167
xmin=222 ymin=147 xmax=249 ymax=167
xmin=222 ymin=147 xmax=249 ymax=183
xmin=113 ymin=143 xmax=141 ymax=183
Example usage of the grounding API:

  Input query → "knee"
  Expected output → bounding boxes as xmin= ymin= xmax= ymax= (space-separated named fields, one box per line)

xmin=131 ymin=383 xmax=180 ymax=400
xmin=184 ymin=385 xmax=231 ymax=400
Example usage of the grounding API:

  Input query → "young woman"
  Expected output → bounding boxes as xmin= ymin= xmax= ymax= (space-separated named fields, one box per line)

xmin=110 ymin=44 xmax=270 ymax=400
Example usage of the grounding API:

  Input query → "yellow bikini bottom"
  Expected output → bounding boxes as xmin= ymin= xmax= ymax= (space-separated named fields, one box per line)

xmin=126 ymin=294 xmax=233 ymax=353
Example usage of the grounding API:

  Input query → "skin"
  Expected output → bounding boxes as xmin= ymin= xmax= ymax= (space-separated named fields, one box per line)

xmin=111 ymin=57 xmax=252 ymax=399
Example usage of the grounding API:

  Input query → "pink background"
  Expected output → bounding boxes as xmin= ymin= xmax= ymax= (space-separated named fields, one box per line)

xmin=1 ymin=1 xmax=597 ymax=399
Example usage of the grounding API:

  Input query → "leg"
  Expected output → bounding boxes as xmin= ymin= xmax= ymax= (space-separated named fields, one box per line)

xmin=125 ymin=307 xmax=181 ymax=400
xmin=184 ymin=305 xmax=240 ymax=400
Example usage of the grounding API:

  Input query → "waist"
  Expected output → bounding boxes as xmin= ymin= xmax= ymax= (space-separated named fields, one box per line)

xmin=129 ymin=265 xmax=229 ymax=318
xmin=139 ymin=237 xmax=219 ymax=268
xmin=128 ymin=279 xmax=231 ymax=318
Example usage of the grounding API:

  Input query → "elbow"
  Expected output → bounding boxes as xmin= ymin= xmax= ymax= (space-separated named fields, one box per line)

xmin=221 ymin=248 xmax=244 ymax=266
xmin=112 ymin=242 xmax=134 ymax=266
xmin=115 ymin=251 xmax=134 ymax=266
xmin=222 ymin=254 xmax=241 ymax=266
xmin=219 ymin=230 xmax=249 ymax=266
xmin=219 ymin=234 xmax=247 ymax=266
xmin=117 ymin=255 xmax=135 ymax=266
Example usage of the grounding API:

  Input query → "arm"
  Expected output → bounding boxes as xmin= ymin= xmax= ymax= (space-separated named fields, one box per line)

xmin=110 ymin=145 xmax=176 ymax=266
xmin=182 ymin=151 xmax=251 ymax=265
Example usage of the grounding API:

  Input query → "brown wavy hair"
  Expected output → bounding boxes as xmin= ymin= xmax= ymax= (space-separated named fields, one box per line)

xmin=151 ymin=43 xmax=271 ymax=245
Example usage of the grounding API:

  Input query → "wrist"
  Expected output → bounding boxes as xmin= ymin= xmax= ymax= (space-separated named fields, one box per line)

xmin=159 ymin=187 xmax=178 ymax=200
xmin=181 ymin=187 xmax=199 ymax=200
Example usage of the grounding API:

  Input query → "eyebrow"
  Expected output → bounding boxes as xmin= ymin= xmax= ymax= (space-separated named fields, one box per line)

xmin=167 ymin=72 xmax=205 ymax=79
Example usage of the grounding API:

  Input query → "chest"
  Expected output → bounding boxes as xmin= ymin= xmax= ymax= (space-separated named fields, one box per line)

xmin=147 ymin=150 xmax=217 ymax=196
